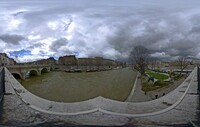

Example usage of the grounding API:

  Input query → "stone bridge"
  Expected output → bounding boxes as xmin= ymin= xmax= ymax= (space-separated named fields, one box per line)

xmin=6 ymin=65 xmax=55 ymax=80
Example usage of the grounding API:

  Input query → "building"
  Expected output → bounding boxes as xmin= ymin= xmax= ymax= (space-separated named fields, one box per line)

xmin=36 ymin=57 xmax=56 ymax=65
xmin=25 ymin=57 xmax=56 ymax=66
xmin=77 ymin=57 xmax=99 ymax=66
xmin=57 ymin=55 xmax=125 ymax=68
xmin=102 ymin=58 xmax=116 ymax=67
xmin=0 ymin=53 xmax=16 ymax=66
xmin=58 ymin=55 xmax=77 ymax=66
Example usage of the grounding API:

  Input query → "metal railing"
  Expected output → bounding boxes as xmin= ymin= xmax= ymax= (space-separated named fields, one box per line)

xmin=197 ymin=66 xmax=200 ymax=93
xmin=0 ymin=67 xmax=5 ymax=102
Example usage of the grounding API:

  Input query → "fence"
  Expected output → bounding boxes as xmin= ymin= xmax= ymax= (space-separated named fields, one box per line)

xmin=0 ymin=67 xmax=5 ymax=102
xmin=198 ymin=66 xmax=200 ymax=105
xmin=198 ymin=67 xmax=200 ymax=92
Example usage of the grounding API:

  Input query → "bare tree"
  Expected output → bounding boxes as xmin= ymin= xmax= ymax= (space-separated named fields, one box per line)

xmin=149 ymin=57 xmax=157 ymax=70
xmin=130 ymin=46 xmax=149 ymax=76
xmin=176 ymin=57 xmax=190 ymax=74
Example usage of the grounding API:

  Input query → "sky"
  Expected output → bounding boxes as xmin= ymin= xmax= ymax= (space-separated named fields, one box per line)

xmin=0 ymin=0 xmax=200 ymax=62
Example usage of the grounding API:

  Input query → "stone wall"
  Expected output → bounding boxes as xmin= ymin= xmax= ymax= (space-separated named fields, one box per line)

xmin=5 ymin=67 xmax=197 ymax=117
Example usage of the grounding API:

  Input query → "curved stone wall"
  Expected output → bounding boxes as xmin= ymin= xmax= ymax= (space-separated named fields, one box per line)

xmin=5 ymin=67 xmax=196 ymax=117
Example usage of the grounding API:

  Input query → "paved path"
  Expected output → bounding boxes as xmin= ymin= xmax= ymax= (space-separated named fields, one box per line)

xmin=126 ymin=74 xmax=152 ymax=102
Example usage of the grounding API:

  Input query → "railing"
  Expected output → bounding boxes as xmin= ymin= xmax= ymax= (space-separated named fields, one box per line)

xmin=0 ymin=67 xmax=5 ymax=103
xmin=197 ymin=66 xmax=200 ymax=94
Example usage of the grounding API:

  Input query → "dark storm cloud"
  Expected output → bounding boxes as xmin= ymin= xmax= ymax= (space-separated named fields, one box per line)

xmin=27 ymin=43 xmax=43 ymax=49
xmin=0 ymin=34 xmax=26 ymax=44
xmin=49 ymin=38 xmax=69 ymax=52
xmin=103 ymin=6 xmax=200 ymax=60
xmin=190 ymin=26 xmax=200 ymax=34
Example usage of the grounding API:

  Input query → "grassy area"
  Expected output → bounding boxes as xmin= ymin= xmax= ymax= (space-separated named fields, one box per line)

xmin=141 ymin=70 xmax=184 ymax=92
xmin=146 ymin=70 xmax=169 ymax=80
xmin=154 ymin=69 xmax=167 ymax=73
xmin=141 ymin=79 xmax=171 ymax=92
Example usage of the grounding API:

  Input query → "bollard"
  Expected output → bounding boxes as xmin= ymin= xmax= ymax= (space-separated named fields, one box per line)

xmin=155 ymin=95 xmax=158 ymax=99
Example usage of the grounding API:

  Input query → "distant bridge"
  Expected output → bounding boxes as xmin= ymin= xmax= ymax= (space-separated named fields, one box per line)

xmin=6 ymin=65 xmax=55 ymax=80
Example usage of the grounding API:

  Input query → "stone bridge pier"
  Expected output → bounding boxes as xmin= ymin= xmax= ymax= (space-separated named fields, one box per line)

xmin=6 ymin=65 xmax=53 ymax=80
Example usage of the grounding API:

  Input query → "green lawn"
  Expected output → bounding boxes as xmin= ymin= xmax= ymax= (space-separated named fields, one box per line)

xmin=146 ymin=70 xmax=169 ymax=80
xmin=142 ymin=70 xmax=170 ymax=92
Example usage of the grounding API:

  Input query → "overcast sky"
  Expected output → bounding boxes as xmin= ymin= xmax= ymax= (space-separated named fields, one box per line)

xmin=0 ymin=0 xmax=200 ymax=62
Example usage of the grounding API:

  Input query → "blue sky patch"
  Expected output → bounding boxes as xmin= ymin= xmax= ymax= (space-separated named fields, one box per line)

xmin=9 ymin=49 xmax=31 ymax=58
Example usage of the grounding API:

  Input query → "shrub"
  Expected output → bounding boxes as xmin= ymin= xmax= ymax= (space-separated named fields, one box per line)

xmin=154 ymin=81 xmax=170 ymax=87
xmin=170 ymin=71 xmax=176 ymax=76
xmin=173 ymin=74 xmax=183 ymax=80
xmin=142 ymin=80 xmax=171 ymax=92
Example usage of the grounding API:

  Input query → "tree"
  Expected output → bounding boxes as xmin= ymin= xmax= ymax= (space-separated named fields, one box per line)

xmin=149 ymin=57 xmax=157 ymax=70
xmin=129 ymin=46 xmax=149 ymax=76
xmin=176 ymin=57 xmax=190 ymax=74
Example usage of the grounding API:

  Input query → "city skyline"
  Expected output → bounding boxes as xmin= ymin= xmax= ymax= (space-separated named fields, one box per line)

xmin=0 ymin=0 xmax=200 ymax=62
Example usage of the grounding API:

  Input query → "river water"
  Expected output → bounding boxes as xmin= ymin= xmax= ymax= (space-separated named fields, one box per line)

xmin=21 ymin=67 xmax=137 ymax=102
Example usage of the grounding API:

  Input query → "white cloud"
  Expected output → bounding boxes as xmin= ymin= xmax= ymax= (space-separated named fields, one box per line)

xmin=28 ymin=35 xmax=41 ymax=40
xmin=47 ymin=21 xmax=60 ymax=30
xmin=9 ymin=18 xmax=22 ymax=29
xmin=17 ymin=54 xmax=49 ymax=63
xmin=151 ymin=52 xmax=170 ymax=59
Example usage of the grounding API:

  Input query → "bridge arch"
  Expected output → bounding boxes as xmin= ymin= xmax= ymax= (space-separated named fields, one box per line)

xmin=12 ymin=73 xmax=22 ymax=80
xmin=7 ymin=65 xmax=52 ymax=80
xmin=41 ymin=68 xmax=48 ymax=74
xmin=29 ymin=69 xmax=39 ymax=76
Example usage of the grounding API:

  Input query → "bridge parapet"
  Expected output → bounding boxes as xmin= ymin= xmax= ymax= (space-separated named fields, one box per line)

xmin=6 ymin=65 xmax=52 ymax=80
xmin=6 ymin=65 xmax=50 ymax=68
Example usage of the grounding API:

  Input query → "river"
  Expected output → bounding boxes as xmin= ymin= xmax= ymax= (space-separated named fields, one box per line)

xmin=21 ymin=67 xmax=137 ymax=102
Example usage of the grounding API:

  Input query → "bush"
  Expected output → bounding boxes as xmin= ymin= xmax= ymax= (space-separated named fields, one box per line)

xmin=170 ymin=71 xmax=176 ymax=76
xmin=154 ymin=81 xmax=171 ymax=87
xmin=173 ymin=74 xmax=183 ymax=80
xmin=142 ymin=80 xmax=171 ymax=92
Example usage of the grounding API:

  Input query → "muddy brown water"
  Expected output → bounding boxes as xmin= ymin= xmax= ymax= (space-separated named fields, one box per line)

xmin=21 ymin=68 xmax=137 ymax=102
